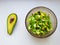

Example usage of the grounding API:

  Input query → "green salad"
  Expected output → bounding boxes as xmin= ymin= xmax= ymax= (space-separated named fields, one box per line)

xmin=27 ymin=11 xmax=52 ymax=36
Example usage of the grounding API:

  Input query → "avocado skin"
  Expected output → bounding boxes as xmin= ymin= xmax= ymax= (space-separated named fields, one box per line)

xmin=7 ymin=13 xmax=18 ymax=35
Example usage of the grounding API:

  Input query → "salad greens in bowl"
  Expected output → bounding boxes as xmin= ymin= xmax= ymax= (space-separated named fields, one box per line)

xmin=25 ymin=6 xmax=57 ymax=38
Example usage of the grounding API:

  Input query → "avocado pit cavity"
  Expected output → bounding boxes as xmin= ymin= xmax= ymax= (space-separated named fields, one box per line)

xmin=10 ymin=18 xmax=14 ymax=23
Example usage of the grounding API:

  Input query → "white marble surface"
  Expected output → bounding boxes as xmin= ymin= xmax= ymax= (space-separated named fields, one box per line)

xmin=0 ymin=0 xmax=60 ymax=45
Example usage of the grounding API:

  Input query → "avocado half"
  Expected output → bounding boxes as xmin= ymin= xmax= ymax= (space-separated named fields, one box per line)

xmin=7 ymin=13 xmax=17 ymax=35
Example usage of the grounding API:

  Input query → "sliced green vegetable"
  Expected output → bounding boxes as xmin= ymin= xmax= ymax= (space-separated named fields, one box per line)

xmin=27 ymin=11 xmax=52 ymax=36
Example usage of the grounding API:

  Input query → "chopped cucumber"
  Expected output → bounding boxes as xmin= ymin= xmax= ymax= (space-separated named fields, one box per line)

xmin=27 ymin=11 xmax=52 ymax=35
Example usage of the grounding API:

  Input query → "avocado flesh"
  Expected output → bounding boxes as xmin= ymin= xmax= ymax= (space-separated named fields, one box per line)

xmin=7 ymin=13 xmax=17 ymax=35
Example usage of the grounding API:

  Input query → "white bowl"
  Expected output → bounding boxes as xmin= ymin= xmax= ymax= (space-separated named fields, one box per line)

xmin=25 ymin=6 xmax=57 ymax=38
